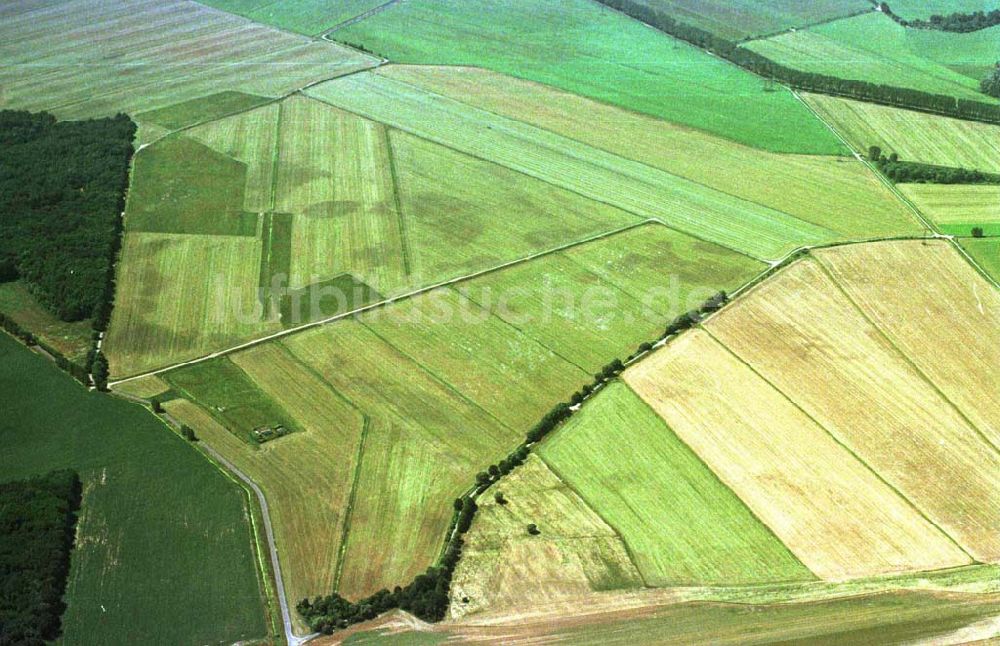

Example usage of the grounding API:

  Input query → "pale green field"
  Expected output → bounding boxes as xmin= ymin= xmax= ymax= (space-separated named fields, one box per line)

xmin=804 ymin=93 xmax=1000 ymax=172
xmin=390 ymin=129 xmax=640 ymax=282
xmin=540 ymin=383 xmax=811 ymax=585
xmin=888 ymin=0 xmax=1000 ymax=19
xmin=0 ymin=281 xmax=92 ymax=362
xmin=335 ymin=0 xmax=846 ymax=153
xmin=381 ymin=65 xmax=920 ymax=239
xmin=134 ymin=91 xmax=272 ymax=132
xmin=746 ymin=12 xmax=989 ymax=101
xmin=198 ymin=0 xmax=387 ymax=35
xmin=900 ymin=183 xmax=1000 ymax=236
xmin=308 ymin=73 xmax=838 ymax=260
xmin=0 ymin=0 xmax=375 ymax=119
xmin=906 ymin=23 xmax=1000 ymax=82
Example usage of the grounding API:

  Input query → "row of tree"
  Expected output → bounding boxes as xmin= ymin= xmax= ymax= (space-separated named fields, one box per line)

xmin=867 ymin=146 xmax=1000 ymax=184
xmin=0 ymin=311 xmax=90 ymax=384
xmin=596 ymin=0 xmax=1000 ymax=124
xmin=295 ymin=290 xmax=733 ymax=633
xmin=879 ymin=3 xmax=1000 ymax=33
xmin=0 ymin=469 xmax=82 ymax=646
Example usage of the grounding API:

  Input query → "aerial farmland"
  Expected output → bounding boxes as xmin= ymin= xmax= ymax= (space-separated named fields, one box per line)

xmin=0 ymin=0 xmax=998 ymax=644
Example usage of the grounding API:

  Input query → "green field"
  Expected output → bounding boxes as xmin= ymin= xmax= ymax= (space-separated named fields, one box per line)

xmin=624 ymin=0 xmax=869 ymax=40
xmin=381 ymin=65 xmax=920 ymax=239
xmin=906 ymin=24 xmax=1000 ymax=82
xmin=307 ymin=74 xmax=839 ymax=260
xmin=900 ymin=184 xmax=1000 ymax=236
xmin=0 ymin=0 xmax=375 ymax=120
xmin=962 ymin=238 xmax=1000 ymax=282
xmin=134 ymin=91 xmax=272 ymax=132
xmin=804 ymin=93 xmax=1000 ymax=172
xmin=887 ymin=0 xmax=1000 ymax=19
xmin=540 ymin=383 xmax=812 ymax=585
xmin=0 ymin=281 xmax=92 ymax=362
xmin=746 ymin=13 xmax=991 ymax=101
xmin=0 ymin=333 xmax=267 ymax=644
xmin=335 ymin=0 xmax=846 ymax=153
xmin=198 ymin=0 xmax=388 ymax=35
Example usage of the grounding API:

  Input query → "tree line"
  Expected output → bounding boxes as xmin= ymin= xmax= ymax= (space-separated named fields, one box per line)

xmin=297 ymin=291 xmax=731 ymax=634
xmin=0 ymin=469 xmax=82 ymax=646
xmin=0 ymin=110 xmax=136 ymax=390
xmin=867 ymin=146 xmax=1000 ymax=184
xmin=879 ymin=2 xmax=1000 ymax=33
xmin=596 ymin=0 xmax=1000 ymax=125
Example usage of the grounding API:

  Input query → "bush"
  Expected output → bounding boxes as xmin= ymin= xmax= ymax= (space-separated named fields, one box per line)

xmin=972 ymin=227 xmax=985 ymax=238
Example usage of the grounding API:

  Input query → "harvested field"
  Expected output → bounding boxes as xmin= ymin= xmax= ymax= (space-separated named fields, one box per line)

xmin=746 ymin=13 xmax=987 ymax=100
xmin=815 ymin=240 xmax=1000 ymax=453
xmin=617 ymin=0 xmax=869 ymax=40
xmin=389 ymin=130 xmax=639 ymax=281
xmin=104 ymin=233 xmax=276 ymax=377
xmin=0 ymin=0 xmax=375 ymax=119
xmin=308 ymin=73 xmax=838 ymax=261
xmin=380 ymin=66 xmax=921 ymax=239
xmin=540 ymin=383 xmax=811 ymax=586
xmin=708 ymin=258 xmax=1000 ymax=562
xmin=899 ymin=184 xmax=1000 ymax=236
xmin=198 ymin=0 xmax=388 ymax=35
xmin=448 ymin=455 xmax=643 ymax=620
xmin=275 ymin=96 xmax=407 ymax=294
xmin=625 ymin=330 xmax=970 ymax=580
xmin=335 ymin=0 xmax=846 ymax=153
xmin=111 ymin=375 xmax=171 ymax=400
xmin=804 ymin=94 xmax=1000 ymax=172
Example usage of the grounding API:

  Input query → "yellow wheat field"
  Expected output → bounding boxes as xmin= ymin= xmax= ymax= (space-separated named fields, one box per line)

xmin=815 ymin=240 xmax=1000 ymax=452
xmin=625 ymin=330 xmax=970 ymax=580
xmin=708 ymin=259 xmax=1000 ymax=562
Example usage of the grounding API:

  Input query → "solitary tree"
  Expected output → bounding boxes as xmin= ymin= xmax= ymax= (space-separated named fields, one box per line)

xmin=494 ymin=492 xmax=507 ymax=505
xmin=868 ymin=145 xmax=882 ymax=161
xmin=527 ymin=523 xmax=541 ymax=536
xmin=972 ymin=227 xmax=985 ymax=238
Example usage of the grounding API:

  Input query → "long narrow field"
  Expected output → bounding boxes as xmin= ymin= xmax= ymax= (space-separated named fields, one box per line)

xmin=906 ymin=24 xmax=1000 ymax=83
xmin=746 ymin=13 xmax=990 ymax=101
xmin=334 ymin=0 xmax=846 ymax=154
xmin=540 ymin=383 xmax=811 ymax=586
xmin=379 ymin=66 xmax=919 ymax=239
xmin=616 ymin=0 xmax=869 ymax=40
xmin=307 ymin=73 xmax=839 ymax=260
xmin=448 ymin=455 xmax=644 ymax=620
xmin=804 ymin=93 xmax=1000 ymax=172
xmin=0 ymin=334 xmax=268 ymax=645
xmin=814 ymin=240 xmax=1000 ymax=451
xmin=624 ymin=330 xmax=970 ymax=580
xmin=888 ymin=0 xmax=1000 ymax=19
xmin=707 ymin=258 xmax=1000 ymax=562
xmin=899 ymin=184 xmax=1000 ymax=236
xmin=198 ymin=0 xmax=388 ymax=35
xmin=0 ymin=0 xmax=375 ymax=121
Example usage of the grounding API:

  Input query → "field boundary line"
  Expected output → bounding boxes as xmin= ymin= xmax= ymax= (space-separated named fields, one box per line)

xmin=812 ymin=253 xmax=1000 ymax=456
xmin=304 ymin=91 xmax=801 ymax=263
xmin=789 ymin=90 xmax=939 ymax=235
xmin=382 ymin=127 xmax=413 ymax=276
xmin=534 ymin=452 xmax=651 ymax=589
xmin=737 ymin=7 xmax=875 ymax=44
xmin=108 ymin=219 xmax=655 ymax=386
xmin=701 ymin=322 xmax=977 ymax=564
xmin=332 ymin=414 xmax=372 ymax=592
xmin=319 ymin=0 xmax=403 ymax=37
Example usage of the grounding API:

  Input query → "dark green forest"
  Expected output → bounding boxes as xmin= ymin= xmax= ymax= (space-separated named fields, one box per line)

xmin=0 ymin=111 xmax=135 ymax=323
xmin=0 ymin=469 xmax=82 ymax=646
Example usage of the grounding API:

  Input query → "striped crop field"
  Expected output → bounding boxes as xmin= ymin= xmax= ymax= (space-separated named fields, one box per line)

xmin=814 ymin=240 xmax=1000 ymax=453
xmin=804 ymin=94 xmax=1000 ymax=172
xmin=379 ymin=65 xmax=920 ymax=239
xmin=887 ymin=0 xmax=1000 ymax=19
xmin=198 ymin=0 xmax=388 ymax=36
xmin=0 ymin=0 xmax=376 ymax=121
xmin=334 ymin=0 xmax=846 ymax=154
xmin=707 ymin=258 xmax=1000 ymax=562
xmin=388 ymin=129 xmax=639 ymax=282
xmin=104 ymin=232 xmax=277 ymax=377
xmin=307 ymin=73 xmax=839 ymax=260
xmin=448 ymin=455 xmax=644 ymax=619
xmin=615 ymin=0 xmax=870 ymax=40
xmin=745 ymin=13 xmax=989 ymax=101
xmin=624 ymin=329 xmax=970 ymax=580
xmin=540 ymin=383 xmax=811 ymax=586
xmin=899 ymin=184 xmax=1000 ymax=236
xmin=274 ymin=96 xmax=408 ymax=295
